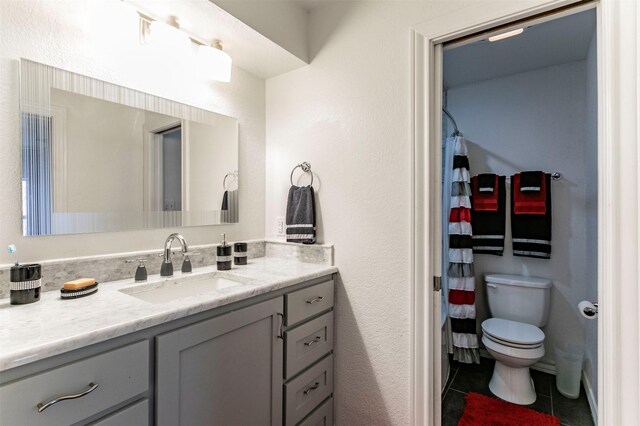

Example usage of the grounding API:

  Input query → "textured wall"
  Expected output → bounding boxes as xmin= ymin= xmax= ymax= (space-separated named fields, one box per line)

xmin=265 ymin=2 xmax=460 ymax=424
xmin=447 ymin=61 xmax=593 ymax=366
xmin=0 ymin=0 xmax=265 ymax=265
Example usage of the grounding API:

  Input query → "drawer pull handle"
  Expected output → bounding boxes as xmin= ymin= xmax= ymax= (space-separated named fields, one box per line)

xmin=303 ymin=382 xmax=320 ymax=395
xmin=277 ymin=313 xmax=284 ymax=339
xmin=37 ymin=382 xmax=98 ymax=413
xmin=306 ymin=296 xmax=324 ymax=304
xmin=304 ymin=336 xmax=323 ymax=346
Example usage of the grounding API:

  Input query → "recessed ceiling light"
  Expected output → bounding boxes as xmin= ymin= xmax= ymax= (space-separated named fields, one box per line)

xmin=488 ymin=28 xmax=524 ymax=42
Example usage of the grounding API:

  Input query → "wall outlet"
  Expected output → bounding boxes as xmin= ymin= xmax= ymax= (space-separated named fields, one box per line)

xmin=276 ymin=217 xmax=285 ymax=237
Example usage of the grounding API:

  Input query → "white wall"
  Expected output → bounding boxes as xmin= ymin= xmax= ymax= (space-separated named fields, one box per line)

xmin=446 ymin=61 xmax=594 ymax=366
xmin=584 ymin=30 xmax=598 ymax=401
xmin=0 ymin=0 xmax=265 ymax=263
xmin=266 ymin=2 xmax=462 ymax=424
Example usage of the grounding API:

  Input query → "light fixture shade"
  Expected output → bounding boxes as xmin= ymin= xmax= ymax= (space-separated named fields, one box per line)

xmin=488 ymin=28 xmax=524 ymax=42
xmin=148 ymin=20 xmax=191 ymax=51
xmin=198 ymin=44 xmax=232 ymax=83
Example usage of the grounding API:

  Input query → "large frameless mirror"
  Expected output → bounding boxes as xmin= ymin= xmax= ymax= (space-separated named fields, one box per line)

xmin=20 ymin=59 xmax=238 ymax=236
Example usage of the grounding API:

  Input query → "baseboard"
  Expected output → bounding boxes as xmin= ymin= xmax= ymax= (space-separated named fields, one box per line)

xmin=581 ymin=370 xmax=598 ymax=425
xmin=479 ymin=348 xmax=557 ymax=374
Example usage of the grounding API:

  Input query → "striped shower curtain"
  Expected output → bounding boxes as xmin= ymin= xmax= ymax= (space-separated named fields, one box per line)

xmin=447 ymin=136 xmax=480 ymax=364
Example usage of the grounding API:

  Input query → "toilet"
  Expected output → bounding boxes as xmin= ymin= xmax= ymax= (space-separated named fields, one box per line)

xmin=481 ymin=273 xmax=552 ymax=405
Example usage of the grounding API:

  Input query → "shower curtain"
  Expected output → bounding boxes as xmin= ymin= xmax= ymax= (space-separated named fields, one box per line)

xmin=444 ymin=135 xmax=480 ymax=364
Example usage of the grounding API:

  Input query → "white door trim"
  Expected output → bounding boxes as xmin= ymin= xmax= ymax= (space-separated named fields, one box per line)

xmin=410 ymin=1 xmax=640 ymax=425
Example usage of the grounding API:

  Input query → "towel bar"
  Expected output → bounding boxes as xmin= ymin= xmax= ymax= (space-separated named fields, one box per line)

xmin=223 ymin=170 xmax=238 ymax=190
xmin=505 ymin=172 xmax=562 ymax=182
xmin=290 ymin=162 xmax=314 ymax=186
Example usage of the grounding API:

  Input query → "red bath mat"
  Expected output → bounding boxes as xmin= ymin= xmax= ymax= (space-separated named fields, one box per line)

xmin=458 ymin=392 xmax=560 ymax=426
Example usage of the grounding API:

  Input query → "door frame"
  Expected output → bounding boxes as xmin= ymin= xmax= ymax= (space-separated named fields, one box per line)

xmin=410 ymin=0 xmax=640 ymax=425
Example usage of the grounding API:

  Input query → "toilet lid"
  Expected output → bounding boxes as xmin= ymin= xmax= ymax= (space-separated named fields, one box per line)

xmin=482 ymin=318 xmax=544 ymax=346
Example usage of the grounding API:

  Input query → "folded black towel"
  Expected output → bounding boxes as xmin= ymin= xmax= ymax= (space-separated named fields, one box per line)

xmin=477 ymin=173 xmax=496 ymax=192
xmin=519 ymin=171 xmax=543 ymax=192
xmin=511 ymin=173 xmax=552 ymax=258
xmin=471 ymin=175 xmax=505 ymax=255
xmin=286 ymin=186 xmax=316 ymax=244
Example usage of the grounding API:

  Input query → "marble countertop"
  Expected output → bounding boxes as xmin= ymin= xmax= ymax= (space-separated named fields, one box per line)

xmin=0 ymin=257 xmax=337 ymax=372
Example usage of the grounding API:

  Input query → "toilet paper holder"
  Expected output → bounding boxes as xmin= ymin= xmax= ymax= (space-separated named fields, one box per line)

xmin=581 ymin=301 xmax=598 ymax=317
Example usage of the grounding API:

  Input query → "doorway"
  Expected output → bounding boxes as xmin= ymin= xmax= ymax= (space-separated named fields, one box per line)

xmin=439 ymin=8 xmax=597 ymax=425
xmin=405 ymin=0 xmax=640 ymax=424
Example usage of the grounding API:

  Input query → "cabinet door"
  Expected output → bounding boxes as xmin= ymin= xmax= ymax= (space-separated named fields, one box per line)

xmin=156 ymin=298 xmax=283 ymax=426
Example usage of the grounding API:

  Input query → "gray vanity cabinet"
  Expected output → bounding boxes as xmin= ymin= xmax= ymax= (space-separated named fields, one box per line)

xmin=155 ymin=297 xmax=284 ymax=426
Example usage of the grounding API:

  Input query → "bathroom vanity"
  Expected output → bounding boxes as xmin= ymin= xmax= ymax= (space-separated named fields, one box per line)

xmin=0 ymin=257 xmax=337 ymax=426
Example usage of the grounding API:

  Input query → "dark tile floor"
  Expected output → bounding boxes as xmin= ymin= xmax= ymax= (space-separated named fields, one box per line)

xmin=442 ymin=357 xmax=594 ymax=426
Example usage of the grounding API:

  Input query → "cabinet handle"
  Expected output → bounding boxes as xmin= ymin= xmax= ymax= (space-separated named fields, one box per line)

xmin=37 ymin=382 xmax=98 ymax=413
xmin=304 ymin=336 xmax=323 ymax=346
xmin=277 ymin=313 xmax=284 ymax=339
xmin=306 ymin=296 xmax=324 ymax=304
xmin=303 ymin=382 xmax=320 ymax=395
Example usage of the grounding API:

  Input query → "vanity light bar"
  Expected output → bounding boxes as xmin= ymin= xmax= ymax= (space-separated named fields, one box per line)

xmin=137 ymin=12 xmax=232 ymax=82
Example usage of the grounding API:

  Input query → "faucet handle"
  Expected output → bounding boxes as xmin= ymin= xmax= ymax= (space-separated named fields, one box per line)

xmin=181 ymin=252 xmax=201 ymax=273
xmin=125 ymin=258 xmax=148 ymax=282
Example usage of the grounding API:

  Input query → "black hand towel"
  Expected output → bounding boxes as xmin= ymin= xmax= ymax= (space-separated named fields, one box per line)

xmin=221 ymin=190 xmax=229 ymax=210
xmin=477 ymin=173 xmax=497 ymax=192
xmin=511 ymin=173 xmax=552 ymax=258
xmin=220 ymin=190 xmax=238 ymax=223
xmin=519 ymin=171 xmax=543 ymax=192
xmin=286 ymin=186 xmax=316 ymax=244
xmin=471 ymin=175 xmax=506 ymax=255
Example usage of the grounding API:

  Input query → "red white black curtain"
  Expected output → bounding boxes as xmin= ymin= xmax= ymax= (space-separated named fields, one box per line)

xmin=447 ymin=136 xmax=480 ymax=364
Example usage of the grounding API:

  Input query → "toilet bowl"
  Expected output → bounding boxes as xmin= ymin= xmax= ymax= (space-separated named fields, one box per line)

xmin=481 ymin=318 xmax=545 ymax=405
xmin=482 ymin=274 xmax=552 ymax=405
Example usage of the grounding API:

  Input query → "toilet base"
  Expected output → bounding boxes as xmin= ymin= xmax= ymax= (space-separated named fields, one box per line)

xmin=488 ymin=361 xmax=537 ymax=405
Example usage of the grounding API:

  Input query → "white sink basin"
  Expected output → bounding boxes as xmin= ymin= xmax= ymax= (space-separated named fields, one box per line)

xmin=119 ymin=274 xmax=246 ymax=304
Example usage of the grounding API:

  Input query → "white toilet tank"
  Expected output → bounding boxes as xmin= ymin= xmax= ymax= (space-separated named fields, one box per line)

xmin=485 ymin=274 xmax=552 ymax=327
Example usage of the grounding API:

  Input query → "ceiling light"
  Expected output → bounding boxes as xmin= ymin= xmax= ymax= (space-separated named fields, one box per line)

xmin=148 ymin=16 xmax=191 ymax=51
xmin=198 ymin=41 xmax=232 ymax=83
xmin=488 ymin=28 xmax=524 ymax=42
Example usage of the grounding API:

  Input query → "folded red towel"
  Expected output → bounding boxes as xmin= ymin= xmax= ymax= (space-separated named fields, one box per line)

xmin=472 ymin=175 xmax=499 ymax=211
xmin=513 ymin=173 xmax=547 ymax=215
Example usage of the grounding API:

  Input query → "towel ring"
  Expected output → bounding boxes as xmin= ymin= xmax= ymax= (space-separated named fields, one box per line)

xmin=223 ymin=171 xmax=238 ymax=190
xmin=290 ymin=162 xmax=313 ymax=186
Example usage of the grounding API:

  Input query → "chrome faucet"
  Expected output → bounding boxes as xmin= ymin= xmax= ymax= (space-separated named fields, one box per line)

xmin=160 ymin=233 xmax=189 ymax=277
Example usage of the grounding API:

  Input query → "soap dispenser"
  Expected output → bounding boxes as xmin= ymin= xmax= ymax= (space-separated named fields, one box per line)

xmin=217 ymin=233 xmax=232 ymax=271
xmin=8 ymin=244 xmax=41 ymax=305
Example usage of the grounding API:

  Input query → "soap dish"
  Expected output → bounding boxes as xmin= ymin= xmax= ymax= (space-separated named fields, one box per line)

xmin=60 ymin=283 xmax=99 ymax=299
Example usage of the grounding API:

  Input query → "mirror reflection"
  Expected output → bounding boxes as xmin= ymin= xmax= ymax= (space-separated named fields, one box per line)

xmin=20 ymin=59 xmax=238 ymax=236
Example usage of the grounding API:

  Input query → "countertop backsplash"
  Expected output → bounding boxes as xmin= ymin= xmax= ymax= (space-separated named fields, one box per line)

xmin=0 ymin=239 xmax=334 ymax=299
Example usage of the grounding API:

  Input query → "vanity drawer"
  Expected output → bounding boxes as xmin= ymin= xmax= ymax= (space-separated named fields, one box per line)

xmin=285 ymin=311 xmax=334 ymax=379
xmin=0 ymin=340 xmax=149 ymax=426
xmin=284 ymin=354 xmax=334 ymax=426
xmin=298 ymin=396 xmax=333 ymax=426
xmin=89 ymin=398 xmax=149 ymax=426
xmin=285 ymin=279 xmax=334 ymax=326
